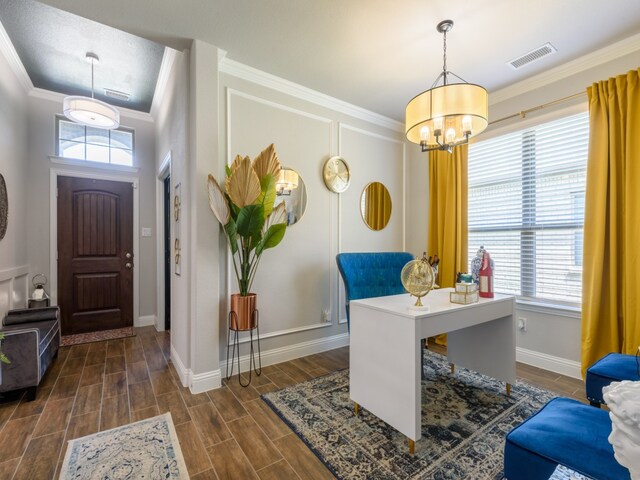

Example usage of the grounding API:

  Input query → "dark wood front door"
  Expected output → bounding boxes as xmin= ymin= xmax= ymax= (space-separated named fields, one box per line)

xmin=57 ymin=176 xmax=134 ymax=335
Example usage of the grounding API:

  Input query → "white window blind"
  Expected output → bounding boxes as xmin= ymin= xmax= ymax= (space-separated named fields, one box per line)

xmin=468 ymin=112 xmax=589 ymax=304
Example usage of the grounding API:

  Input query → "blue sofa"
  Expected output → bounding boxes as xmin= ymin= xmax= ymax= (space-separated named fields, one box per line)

xmin=336 ymin=252 xmax=413 ymax=330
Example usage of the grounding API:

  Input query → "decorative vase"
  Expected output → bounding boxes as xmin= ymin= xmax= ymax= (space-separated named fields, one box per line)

xmin=229 ymin=293 xmax=257 ymax=331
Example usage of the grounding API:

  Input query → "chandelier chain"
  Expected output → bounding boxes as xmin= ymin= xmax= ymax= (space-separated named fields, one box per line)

xmin=442 ymin=30 xmax=447 ymax=85
xmin=90 ymin=60 xmax=95 ymax=99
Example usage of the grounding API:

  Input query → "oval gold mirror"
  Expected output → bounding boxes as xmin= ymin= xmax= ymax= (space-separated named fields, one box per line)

xmin=360 ymin=181 xmax=392 ymax=231
xmin=274 ymin=167 xmax=307 ymax=226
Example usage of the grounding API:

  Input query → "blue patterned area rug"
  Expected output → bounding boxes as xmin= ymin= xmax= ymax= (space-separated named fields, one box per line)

xmin=263 ymin=350 xmax=557 ymax=480
xmin=60 ymin=413 xmax=189 ymax=479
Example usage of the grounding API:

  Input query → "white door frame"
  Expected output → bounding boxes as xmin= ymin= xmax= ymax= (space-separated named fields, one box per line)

xmin=50 ymin=167 xmax=140 ymax=328
xmin=155 ymin=152 xmax=172 ymax=332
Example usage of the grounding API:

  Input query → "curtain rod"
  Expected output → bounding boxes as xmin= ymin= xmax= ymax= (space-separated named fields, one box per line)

xmin=489 ymin=91 xmax=586 ymax=126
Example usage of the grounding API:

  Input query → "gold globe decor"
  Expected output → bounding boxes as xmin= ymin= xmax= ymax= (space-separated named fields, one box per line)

xmin=401 ymin=254 xmax=436 ymax=307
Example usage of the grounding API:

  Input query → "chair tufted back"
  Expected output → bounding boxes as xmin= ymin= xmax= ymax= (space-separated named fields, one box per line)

xmin=336 ymin=252 xmax=413 ymax=328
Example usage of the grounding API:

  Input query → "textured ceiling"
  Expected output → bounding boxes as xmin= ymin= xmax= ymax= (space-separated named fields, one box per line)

xmin=20 ymin=1 xmax=640 ymax=120
xmin=0 ymin=0 xmax=165 ymax=113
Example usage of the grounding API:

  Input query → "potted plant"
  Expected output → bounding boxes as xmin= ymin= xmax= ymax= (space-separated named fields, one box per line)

xmin=207 ymin=143 xmax=287 ymax=331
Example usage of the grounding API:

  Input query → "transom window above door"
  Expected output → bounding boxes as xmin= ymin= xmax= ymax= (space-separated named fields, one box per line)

xmin=56 ymin=116 xmax=135 ymax=166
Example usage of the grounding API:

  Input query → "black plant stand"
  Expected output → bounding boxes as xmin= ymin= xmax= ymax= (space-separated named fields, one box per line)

xmin=225 ymin=309 xmax=262 ymax=387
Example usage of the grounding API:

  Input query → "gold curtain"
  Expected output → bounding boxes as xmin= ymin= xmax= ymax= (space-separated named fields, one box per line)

xmin=428 ymin=145 xmax=469 ymax=345
xmin=364 ymin=182 xmax=391 ymax=230
xmin=581 ymin=68 xmax=640 ymax=376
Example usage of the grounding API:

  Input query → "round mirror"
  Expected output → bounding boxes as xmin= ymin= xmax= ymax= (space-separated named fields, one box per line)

xmin=274 ymin=167 xmax=307 ymax=226
xmin=360 ymin=182 xmax=392 ymax=231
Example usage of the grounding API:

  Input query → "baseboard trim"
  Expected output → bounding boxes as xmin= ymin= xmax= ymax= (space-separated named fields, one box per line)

xmin=220 ymin=332 xmax=350 ymax=377
xmin=516 ymin=347 xmax=582 ymax=380
xmin=135 ymin=315 xmax=157 ymax=328
xmin=170 ymin=345 xmax=191 ymax=388
xmin=191 ymin=369 xmax=222 ymax=394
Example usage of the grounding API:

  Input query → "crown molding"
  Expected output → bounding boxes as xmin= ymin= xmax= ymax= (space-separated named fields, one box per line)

xmin=150 ymin=47 xmax=178 ymax=120
xmin=490 ymin=32 xmax=640 ymax=105
xmin=219 ymin=57 xmax=404 ymax=133
xmin=0 ymin=19 xmax=33 ymax=93
xmin=29 ymin=87 xmax=154 ymax=123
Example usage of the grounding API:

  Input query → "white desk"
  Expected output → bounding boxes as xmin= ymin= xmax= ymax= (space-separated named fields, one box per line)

xmin=349 ymin=288 xmax=516 ymax=451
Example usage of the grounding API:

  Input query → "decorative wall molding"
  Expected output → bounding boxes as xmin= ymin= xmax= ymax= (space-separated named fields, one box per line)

xmin=136 ymin=315 xmax=156 ymax=328
xmin=220 ymin=332 xmax=349 ymax=377
xmin=0 ymin=265 xmax=29 ymax=320
xmin=516 ymin=346 xmax=582 ymax=380
xmin=220 ymin=57 xmax=403 ymax=133
xmin=171 ymin=344 xmax=191 ymax=388
xmin=190 ymin=369 xmax=222 ymax=394
xmin=490 ymin=32 xmax=640 ymax=105
xmin=150 ymin=48 xmax=178 ymax=120
xmin=232 ymin=321 xmax=333 ymax=346
xmin=0 ymin=19 xmax=33 ymax=93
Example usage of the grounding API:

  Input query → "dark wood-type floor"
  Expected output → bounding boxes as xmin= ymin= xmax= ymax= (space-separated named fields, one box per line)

xmin=0 ymin=329 xmax=587 ymax=479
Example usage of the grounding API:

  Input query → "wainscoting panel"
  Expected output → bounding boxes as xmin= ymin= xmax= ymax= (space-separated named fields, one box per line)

xmin=0 ymin=266 xmax=29 ymax=319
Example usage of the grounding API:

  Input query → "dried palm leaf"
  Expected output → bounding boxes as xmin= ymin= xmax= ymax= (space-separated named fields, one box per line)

xmin=207 ymin=174 xmax=230 ymax=225
xmin=262 ymin=201 xmax=287 ymax=234
xmin=229 ymin=154 xmax=244 ymax=177
xmin=252 ymin=143 xmax=281 ymax=181
xmin=226 ymin=156 xmax=261 ymax=208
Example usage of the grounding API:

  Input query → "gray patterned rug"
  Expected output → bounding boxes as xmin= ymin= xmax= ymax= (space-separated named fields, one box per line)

xmin=263 ymin=350 xmax=557 ymax=479
xmin=60 ymin=413 xmax=189 ymax=479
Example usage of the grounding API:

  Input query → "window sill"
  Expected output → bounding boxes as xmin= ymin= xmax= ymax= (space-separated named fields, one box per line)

xmin=50 ymin=156 xmax=140 ymax=173
xmin=516 ymin=298 xmax=581 ymax=319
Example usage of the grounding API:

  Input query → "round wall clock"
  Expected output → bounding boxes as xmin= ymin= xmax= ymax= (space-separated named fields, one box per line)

xmin=323 ymin=156 xmax=351 ymax=193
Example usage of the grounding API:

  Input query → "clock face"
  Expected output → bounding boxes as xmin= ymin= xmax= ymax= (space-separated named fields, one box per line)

xmin=323 ymin=156 xmax=351 ymax=193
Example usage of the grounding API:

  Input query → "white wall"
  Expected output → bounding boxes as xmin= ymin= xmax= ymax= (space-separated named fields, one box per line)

xmin=218 ymin=68 xmax=406 ymax=363
xmin=155 ymin=49 xmax=191 ymax=382
xmin=25 ymin=95 xmax=157 ymax=322
xmin=0 ymin=37 xmax=29 ymax=317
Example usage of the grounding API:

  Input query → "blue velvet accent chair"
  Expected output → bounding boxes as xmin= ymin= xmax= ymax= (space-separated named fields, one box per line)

xmin=504 ymin=397 xmax=630 ymax=480
xmin=0 ymin=307 xmax=60 ymax=401
xmin=336 ymin=252 xmax=414 ymax=330
xmin=585 ymin=352 xmax=640 ymax=407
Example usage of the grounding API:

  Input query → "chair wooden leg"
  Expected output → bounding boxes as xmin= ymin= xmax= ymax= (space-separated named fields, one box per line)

xmin=506 ymin=383 xmax=511 ymax=396
xmin=354 ymin=402 xmax=359 ymax=416
xmin=450 ymin=363 xmax=455 ymax=374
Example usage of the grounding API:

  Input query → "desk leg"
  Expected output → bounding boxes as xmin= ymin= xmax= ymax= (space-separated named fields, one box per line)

xmin=506 ymin=383 xmax=511 ymax=396
xmin=408 ymin=439 xmax=415 ymax=455
xmin=354 ymin=402 xmax=359 ymax=416
xmin=450 ymin=363 xmax=455 ymax=374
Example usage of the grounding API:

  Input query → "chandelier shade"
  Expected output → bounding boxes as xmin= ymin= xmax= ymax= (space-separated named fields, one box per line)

xmin=405 ymin=20 xmax=488 ymax=153
xmin=63 ymin=96 xmax=120 ymax=129
xmin=63 ymin=52 xmax=120 ymax=130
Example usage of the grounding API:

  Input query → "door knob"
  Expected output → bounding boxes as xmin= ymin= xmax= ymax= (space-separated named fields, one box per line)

xmin=125 ymin=262 xmax=133 ymax=269
xmin=125 ymin=252 xmax=132 ymax=259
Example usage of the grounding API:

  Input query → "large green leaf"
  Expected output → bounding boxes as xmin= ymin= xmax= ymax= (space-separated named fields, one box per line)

xmin=224 ymin=218 xmax=238 ymax=254
xmin=254 ymin=174 xmax=276 ymax=217
xmin=256 ymin=223 xmax=286 ymax=256
xmin=236 ymin=204 xmax=265 ymax=238
xmin=225 ymin=193 xmax=240 ymax=222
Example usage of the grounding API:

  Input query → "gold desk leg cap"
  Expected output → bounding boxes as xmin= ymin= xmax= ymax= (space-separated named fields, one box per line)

xmin=408 ymin=439 xmax=415 ymax=455
xmin=450 ymin=363 xmax=455 ymax=374
xmin=506 ymin=383 xmax=511 ymax=396
xmin=354 ymin=402 xmax=359 ymax=416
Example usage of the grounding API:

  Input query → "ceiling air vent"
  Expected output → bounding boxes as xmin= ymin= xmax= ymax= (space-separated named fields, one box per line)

xmin=104 ymin=88 xmax=131 ymax=101
xmin=507 ymin=43 xmax=557 ymax=70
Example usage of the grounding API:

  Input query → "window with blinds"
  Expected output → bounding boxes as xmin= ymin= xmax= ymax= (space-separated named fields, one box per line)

xmin=468 ymin=111 xmax=589 ymax=304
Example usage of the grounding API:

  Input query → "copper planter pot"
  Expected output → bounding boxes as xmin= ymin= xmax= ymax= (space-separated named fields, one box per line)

xmin=230 ymin=293 xmax=257 ymax=331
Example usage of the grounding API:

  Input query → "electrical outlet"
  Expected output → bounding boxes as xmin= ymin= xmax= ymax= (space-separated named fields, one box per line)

xmin=518 ymin=317 xmax=527 ymax=332
xmin=322 ymin=309 xmax=331 ymax=322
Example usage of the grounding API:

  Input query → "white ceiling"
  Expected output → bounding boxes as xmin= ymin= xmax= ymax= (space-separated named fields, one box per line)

xmin=37 ymin=0 xmax=640 ymax=121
